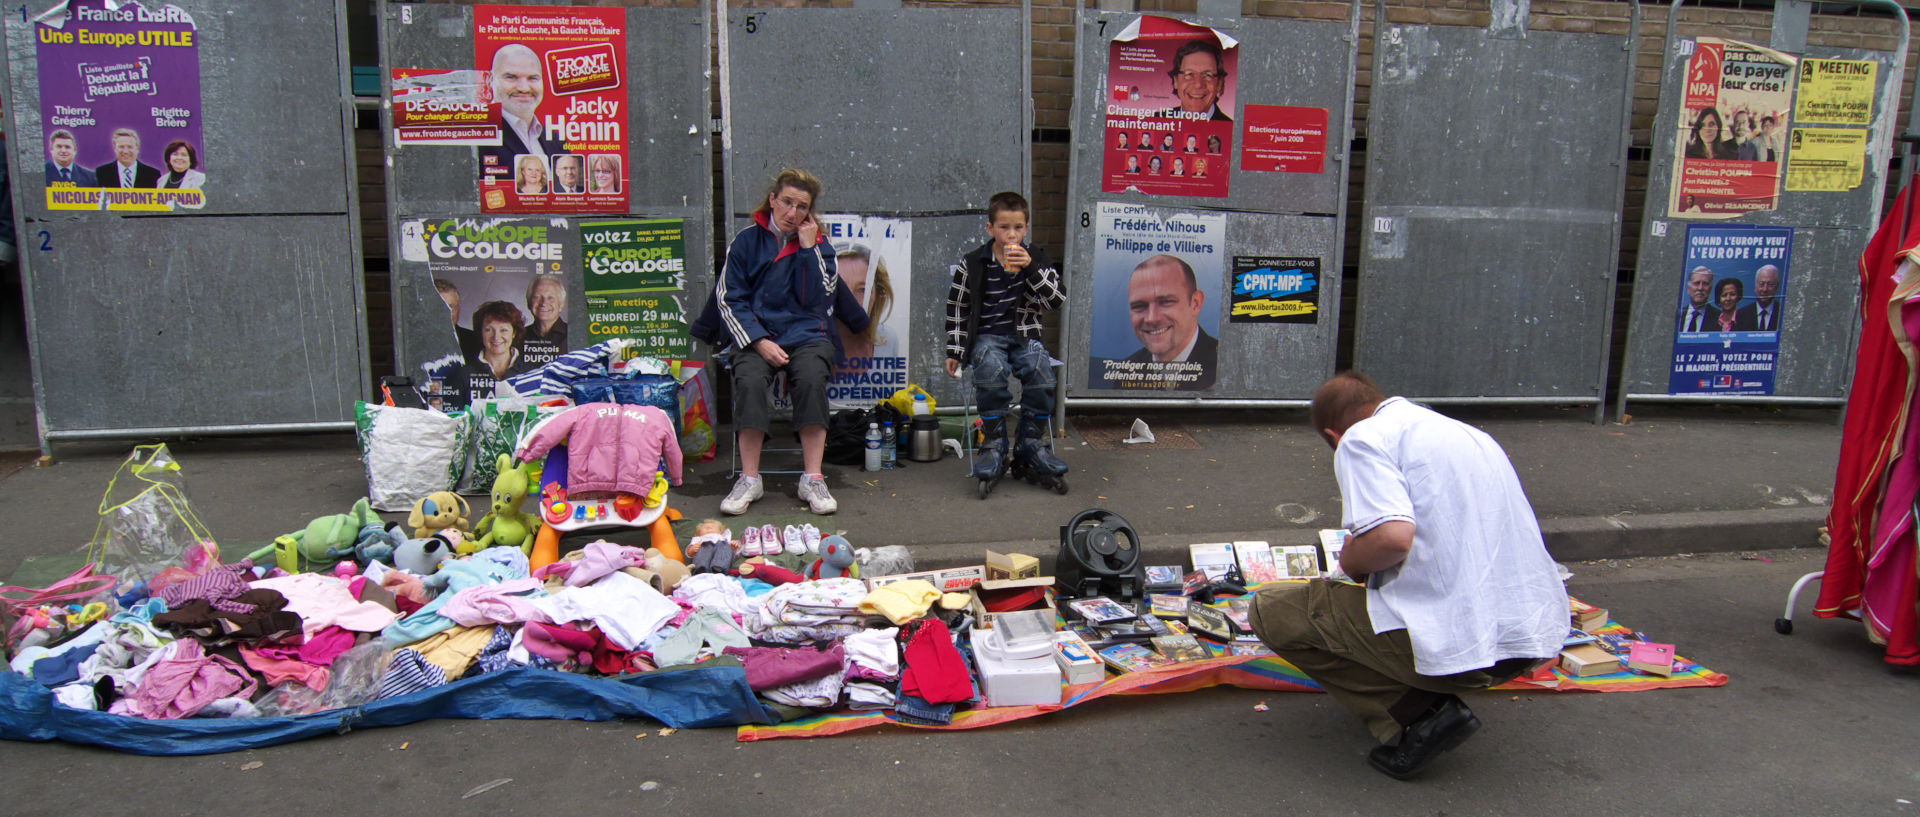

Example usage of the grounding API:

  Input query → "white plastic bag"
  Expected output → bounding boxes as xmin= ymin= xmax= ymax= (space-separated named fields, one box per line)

xmin=356 ymin=402 xmax=468 ymax=512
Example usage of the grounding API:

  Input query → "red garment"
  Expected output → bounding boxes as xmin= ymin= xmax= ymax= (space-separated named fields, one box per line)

xmin=898 ymin=619 xmax=971 ymax=704
xmin=1821 ymin=174 xmax=1920 ymax=666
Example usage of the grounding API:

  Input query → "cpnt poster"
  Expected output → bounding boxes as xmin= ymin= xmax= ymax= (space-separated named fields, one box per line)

xmin=822 ymin=215 xmax=911 ymax=407
xmin=411 ymin=217 xmax=570 ymax=409
xmin=1230 ymin=255 xmax=1319 ymax=324
xmin=1668 ymin=224 xmax=1791 ymax=396
xmin=474 ymin=5 xmax=628 ymax=214
xmin=1101 ymin=15 xmax=1235 ymax=199
xmin=1086 ymin=202 xmax=1224 ymax=391
xmin=581 ymin=219 xmax=691 ymax=360
xmin=35 ymin=0 xmax=205 ymax=212
xmin=1669 ymin=38 xmax=1796 ymax=219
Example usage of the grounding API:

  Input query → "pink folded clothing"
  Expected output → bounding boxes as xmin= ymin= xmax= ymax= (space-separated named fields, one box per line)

xmin=159 ymin=564 xmax=257 ymax=614
xmin=522 ymin=621 xmax=597 ymax=665
xmin=298 ymin=626 xmax=359 ymax=666
xmin=723 ymin=643 xmax=846 ymax=691
xmin=565 ymin=541 xmax=648 ymax=588
xmin=112 ymin=640 xmax=259 ymax=720
xmin=239 ymin=646 xmax=330 ymax=691
xmin=442 ymin=578 xmax=552 ymax=627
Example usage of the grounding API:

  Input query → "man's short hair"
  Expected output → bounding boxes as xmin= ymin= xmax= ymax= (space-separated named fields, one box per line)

xmin=1134 ymin=253 xmax=1198 ymax=295
xmin=525 ymin=274 xmax=564 ymax=306
xmin=110 ymin=127 xmax=139 ymax=143
xmin=1689 ymin=266 xmax=1713 ymax=281
xmin=1170 ymin=38 xmax=1227 ymax=78
xmin=987 ymin=191 xmax=1029 ymax=222
xmin=1310 ymin=371 xmax=1385 ymax=435
xmin=48 ymin=129 xmax=74 ymax=144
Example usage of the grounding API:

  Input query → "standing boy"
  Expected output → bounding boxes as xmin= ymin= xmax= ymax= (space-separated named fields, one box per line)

xmin=944 ymin=192 xmax=1068 ymax=485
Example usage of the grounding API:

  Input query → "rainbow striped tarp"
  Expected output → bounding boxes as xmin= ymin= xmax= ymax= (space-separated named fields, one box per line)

xmin=736 ymin=608 xmax=1727 ymax=741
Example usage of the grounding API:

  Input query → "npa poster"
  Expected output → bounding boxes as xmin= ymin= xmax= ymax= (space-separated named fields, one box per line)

xmin=1669 ymin=38 xmax=1796 ymax=219
xmin=580 ymin=219 xmax=691 ymax=360
xmin=1087 ymin=202 xmax=1224 ymax=391
xmin=1784 ymin=127 xmax=1868 ymax=192
xmin=390 ymin=68 xmax=496 ymax=145
xmin=407 ymin=218 xmax=570 ymax=408
xmin=1240 ymin=105 xmax=1327 ymax=174
xmin=1101 ymin=15 xmax=1235 ymax=198
xmin=1668 ymin=224 xmax=1791 ymax=396
xmin=821 ymin=215 xmax=911 ymax=407
xmin=34 ymin=0 xmax=205 ymax=212
xmin=1230 ymin=256 xmax=1319 ymax=324
xmin=474 ymin=5 xmax=629 ymax=213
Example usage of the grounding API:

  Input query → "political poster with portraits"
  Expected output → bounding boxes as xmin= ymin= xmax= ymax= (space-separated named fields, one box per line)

xmin=390 ymin=68 xmax=497 ymax=145
xmin=1669 ymin=38 xmax=1796 ymax=219
xmin=1100 ymin=15 xmax=1236 ymax=199
xmin=1668 ymin=224 xmax=1791 ymax=396
xmin=580 ymin=219 xmax=691 ymax=360
xmin=405 ymin=217 xmax=571 ymax=409
xmin=1086 ymin=202 xmax=1224 ymax=391
xmin=34 ymin=0 xmax=206 ymax=212
xmin=474 ymin=5 xmax=629 ymax=214
xmin=820 ymin=215 xmax=912 ymax=407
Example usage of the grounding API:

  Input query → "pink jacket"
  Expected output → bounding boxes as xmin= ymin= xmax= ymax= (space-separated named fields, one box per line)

xmin=516 ymin=403 xmax=683 ymax=496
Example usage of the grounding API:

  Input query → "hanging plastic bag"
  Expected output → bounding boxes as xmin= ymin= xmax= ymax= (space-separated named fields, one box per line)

xmin=356 ymin=402 xmax=469 ymax=512
xmin=677 ymin=361 xmax=717 ymax=462
xmin=457 ymin=396 xmax=570 ymax=494
xmin=85 ymin=444 xmax=216 ymax=592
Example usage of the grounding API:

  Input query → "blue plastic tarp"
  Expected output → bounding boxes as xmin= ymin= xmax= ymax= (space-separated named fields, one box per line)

xmin=0 ymin=663 xmax=768 ymax=756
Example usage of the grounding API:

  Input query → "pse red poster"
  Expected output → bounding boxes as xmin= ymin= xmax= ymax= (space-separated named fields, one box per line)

xmin=1101 ymin=15 xmax=1236 ymax=198
xmin=474 ymin=5 xmax=628 ymax=213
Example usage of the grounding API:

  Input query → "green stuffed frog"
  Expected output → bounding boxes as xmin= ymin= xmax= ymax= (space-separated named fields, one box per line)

xmin=468 ymin=454 xmax=541 ymax=554
xmin=247 ymin=497 xmax=384 ymax=572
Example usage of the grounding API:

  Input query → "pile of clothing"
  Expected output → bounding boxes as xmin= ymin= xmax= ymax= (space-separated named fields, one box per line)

xmin=6 ymin=534 xmax=1001 ymax=728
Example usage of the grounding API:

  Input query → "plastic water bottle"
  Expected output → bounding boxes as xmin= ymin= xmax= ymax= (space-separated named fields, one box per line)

xmin=912 ymin=393 xmax=931 ymax=416
xmin=864 ymin=422 xmax=883 ymax=472
xmin=882 ymin=421 xmax=897 ymax=469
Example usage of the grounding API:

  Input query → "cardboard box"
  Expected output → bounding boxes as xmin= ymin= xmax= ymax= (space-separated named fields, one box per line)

xmin=1053 ymin=631 xmax=1105 ymax=685
xmin=985 ymin=550 xmax=1041 ymax=580
xmin=865 ymin=565 xmax=986 ymax=594
xmin=1558 ymin=643 xmax=1620 ymax=677
xmin=973 ymin=628 xmax=1064 ymax=707
xmin=968 ymin=575 xmax=1059 ymax=630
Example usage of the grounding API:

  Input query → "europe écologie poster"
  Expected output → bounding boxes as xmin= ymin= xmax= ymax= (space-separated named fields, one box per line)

xmin=35 ymin=0 xmax=205 ymax=212
xmin=1668 ymin=224 xmax=1791 ymax=396
xmin=474 ymin=5 xmax=628 ymax=214
xmin=1101 ymin=15 xmax=1235 ymax=199
xmin=1669 ymin=38 xmax=1796 ymax=219
xmin=821 ymin=215 xmax=911 ymax=407
xmin=410 ymin=217 xmax=570 ymax=409
xmin=580 ymin=219 xmax=691 ymax=360
xmin=1086 ymin=202 xmax=1224 ymax=392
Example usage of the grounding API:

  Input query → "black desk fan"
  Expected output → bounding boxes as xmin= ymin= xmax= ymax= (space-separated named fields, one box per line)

xmin=1056 ymin=509 xmax=1145 ymax=603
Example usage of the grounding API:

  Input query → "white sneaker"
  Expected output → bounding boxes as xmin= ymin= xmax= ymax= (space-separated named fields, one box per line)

xmin=720 ymin=475 xmax=763 ymax=516
xmin=802 ymin=524 xmax=822 ymax=554
xmin=741 ymin=525 xmax=762 ymax=557
xmin=797 ymin=475 xmax=837 ymax=515
xmin=783 ymin=524 xmax=805 ymax=555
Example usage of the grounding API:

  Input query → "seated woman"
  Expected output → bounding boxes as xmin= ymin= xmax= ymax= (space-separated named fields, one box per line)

xmin=710 ymin=168 xmax=869 ymax=517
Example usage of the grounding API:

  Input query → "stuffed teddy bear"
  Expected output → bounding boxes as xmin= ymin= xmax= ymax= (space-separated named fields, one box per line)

xmin=806 ymin=535 xmax=860 ymax=580
xmin=469 ymin=454 xmax=541 ymax=554
xmin=408 ymin=491 xmax=470 ymax=539
xmin=685 ymin=519 xmax=737 ymax=575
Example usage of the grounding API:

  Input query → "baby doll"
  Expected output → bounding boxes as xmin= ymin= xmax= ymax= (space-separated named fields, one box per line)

xmin=685 ymin=519 xmax=738 ymax=575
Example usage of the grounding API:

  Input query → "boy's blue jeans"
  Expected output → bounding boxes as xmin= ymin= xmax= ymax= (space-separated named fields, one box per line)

xmin=970 ymin=334 xmax=1056 ymax=420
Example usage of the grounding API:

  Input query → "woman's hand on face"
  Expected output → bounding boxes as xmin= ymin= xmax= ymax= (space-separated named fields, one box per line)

xmin=798 ymin=217 xmax=820 ymax=249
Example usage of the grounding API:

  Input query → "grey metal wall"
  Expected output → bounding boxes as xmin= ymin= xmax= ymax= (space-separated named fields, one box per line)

xmin=2 ymin=0 xmax=367 ymax=444
xmin=379 ymin=0 xmax=713 ymax=379
xmin=1353 ymin=22 xmax=1634 ymax=408
xmin=721 ymin=5 xmax=1028 ymax=409
xmin=1063 ymin=9 xmax=1357 ymax=402
xmin=1617 ymin=34 xmax=1903 ymax=410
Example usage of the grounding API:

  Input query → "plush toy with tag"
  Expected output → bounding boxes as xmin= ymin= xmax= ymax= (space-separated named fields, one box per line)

xmin=408 ymin=491 xmax=470 ymax=539
xmin=246 ymin=498 xmax=384 ymax=572
xmin=468 ymin=454 xmax=541 ymax=554
xmin=806 ymin=535 xmax=861 ymax=580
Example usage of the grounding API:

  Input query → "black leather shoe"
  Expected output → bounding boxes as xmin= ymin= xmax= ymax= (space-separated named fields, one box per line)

xmin=1366 ymin=695 xmax=1481 ymax=780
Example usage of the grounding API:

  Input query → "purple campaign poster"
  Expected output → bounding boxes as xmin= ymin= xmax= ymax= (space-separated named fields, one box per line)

xmin=34 ymin=0 xmax=204 ymax=212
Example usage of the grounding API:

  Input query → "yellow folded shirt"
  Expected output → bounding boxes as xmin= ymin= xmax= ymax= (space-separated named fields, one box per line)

xmin=859 ymin=579 xmax=942 ymax=625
